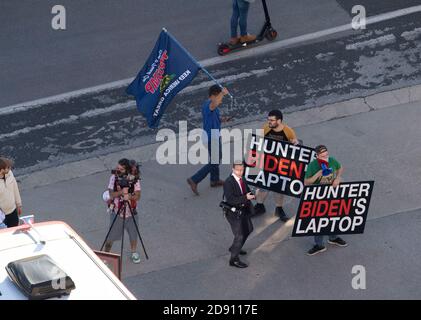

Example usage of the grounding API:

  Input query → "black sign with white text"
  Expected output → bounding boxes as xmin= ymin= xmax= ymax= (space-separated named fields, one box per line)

xmin=244 ymin=134 xmax=316 ymax=198
xmin=292 ymin=181 xmax=375 ymax=237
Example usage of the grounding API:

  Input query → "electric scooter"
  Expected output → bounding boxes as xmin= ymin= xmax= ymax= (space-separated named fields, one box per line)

xmin=217 ymin=0 xmax=278 ymax=56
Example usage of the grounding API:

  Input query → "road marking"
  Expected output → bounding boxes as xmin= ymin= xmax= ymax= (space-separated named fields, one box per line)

xmin=0 ymin=101 xmax=135 ymax=141
xmin=345 ymin=34 xmax=396 ymax=50
xmin=401 ymin=27 xmax=421 ymax=40
xmin=0 ymin=78 xmax=131 ymax=117
xmin=200 ymin=5 xmax=421 ymax=65
xmin=181 ymin=66 xmax=273 ymax=94
xmin=2 ymin=5 xmax=421 ymax=116
xmin=0 ymin=67 xmax=273 ymax=140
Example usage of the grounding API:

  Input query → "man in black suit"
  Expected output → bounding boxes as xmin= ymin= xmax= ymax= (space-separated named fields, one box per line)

xmin=223 ymin=161 xmax=255 ymax=268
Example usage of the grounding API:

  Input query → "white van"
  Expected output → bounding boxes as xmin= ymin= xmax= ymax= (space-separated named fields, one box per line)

xmin=0 ymin=220 xmax=136 ymax=300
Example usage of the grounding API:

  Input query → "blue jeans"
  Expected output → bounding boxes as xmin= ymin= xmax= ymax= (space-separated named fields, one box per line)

xmin=231 ymin=0 xmax=250 ymax=37
xmin=315 ymin=235 xmax=338 ymax=247
xmin=191 ymin=139 xmax=221 ymax=184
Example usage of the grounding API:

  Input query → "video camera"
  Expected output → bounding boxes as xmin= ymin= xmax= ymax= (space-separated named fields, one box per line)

xmin=111 ymin=160 xmax=141 ymax=192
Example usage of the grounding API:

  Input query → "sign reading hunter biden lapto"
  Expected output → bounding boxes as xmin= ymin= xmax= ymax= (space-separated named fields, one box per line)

xmin=244 ymin=134 xmax=317 ymax=198
xmin=292 ymin=181 xmax=375 ymax=237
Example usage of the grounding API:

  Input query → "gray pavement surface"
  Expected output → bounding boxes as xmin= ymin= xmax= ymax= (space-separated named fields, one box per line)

xmin=0 ymin=0 xmax=351 ymax=106
xmin=125 ymin=208 xmax=421 ymax=300
xmin=2 ymin=0 xmax=421 ymax=301
xmin=19 ymin=100 xmax=421 ymax=299
xmin=4 ymin=9 xmax=421 ymax=175
xmin=337 ymin=0 xmax=421 ymax=15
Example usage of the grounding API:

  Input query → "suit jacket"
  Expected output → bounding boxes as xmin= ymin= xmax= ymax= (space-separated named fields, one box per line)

xmin=223 ymin=175 xmax=252 ymax=211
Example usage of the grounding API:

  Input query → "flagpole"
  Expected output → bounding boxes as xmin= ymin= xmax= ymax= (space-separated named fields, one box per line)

xmin=162 ymin=28 xmax=234 ymax=100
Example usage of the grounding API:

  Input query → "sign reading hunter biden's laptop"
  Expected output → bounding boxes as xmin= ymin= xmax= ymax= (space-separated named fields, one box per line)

xmin=244 ymin=134 xmax=316 ymax=198
xmin=292 ymin=181 xmax=375 ymax=237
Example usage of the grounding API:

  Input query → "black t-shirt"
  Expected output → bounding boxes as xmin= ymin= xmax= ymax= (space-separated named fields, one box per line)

xmin=266 ymin=129 xmax=288 ymax=142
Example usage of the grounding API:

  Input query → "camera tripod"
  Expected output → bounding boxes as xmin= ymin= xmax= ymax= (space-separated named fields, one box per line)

xmin=100 ymin=199 xmax=149 ymax=271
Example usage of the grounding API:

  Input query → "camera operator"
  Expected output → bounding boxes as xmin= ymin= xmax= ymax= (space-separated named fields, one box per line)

xmin=104 ymin=158 xmax=142 ymax=264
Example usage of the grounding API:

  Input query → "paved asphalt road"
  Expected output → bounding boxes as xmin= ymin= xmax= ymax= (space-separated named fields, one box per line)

xmin=2 ymin=8 xmax=421 ymax=175
xmin=1 ymin=0 xmax=420 ymax=107
xmin=1 ymin=0 xmax=351 ymax=107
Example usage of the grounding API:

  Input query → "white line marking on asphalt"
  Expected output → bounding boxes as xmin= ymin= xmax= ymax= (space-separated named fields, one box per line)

xmin=0 ymin=67 xmax=273 ymax=140
xmin=2 ymin=5 xmax=421 ymax=116
xmin=181 ymin=66 xmax=273 ymax=94
xmin=0 ymin=79 xmax=131 ymax=116
xmin=0 ymin=101 xmax=134 ymax=140
xmin=345 ymin=34 xmax=396 ymax=50
xmin=401 ymin=27 xmax=421 ymax=40
xmin=200 ymin=5 xmax=421 ymax=66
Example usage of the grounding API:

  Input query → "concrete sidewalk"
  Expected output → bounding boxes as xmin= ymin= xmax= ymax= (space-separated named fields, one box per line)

xmin=125 ymin=208 xmax=421 ymax=300
xmin=20 ymin=100 xmax=421 ymax=299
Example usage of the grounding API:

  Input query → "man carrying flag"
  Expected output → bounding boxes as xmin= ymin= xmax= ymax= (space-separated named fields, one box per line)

xmin=187 ymin=85 xmax=230 ymax=195
xmin=126 ymin=29 xmax=201 ymax=128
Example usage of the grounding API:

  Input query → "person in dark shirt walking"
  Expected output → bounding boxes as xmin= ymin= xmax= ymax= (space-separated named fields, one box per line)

xmin=187 ymin=85 xmax=230 ymax=195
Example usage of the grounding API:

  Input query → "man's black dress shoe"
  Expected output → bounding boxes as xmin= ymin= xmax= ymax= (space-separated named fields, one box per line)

xmin=229 ymin=259 xmax=248 ymax=268
xmin=228 ymin=249 xmax=247 ymax=255
xmin=275 ymin=206 xmax=289 ymax=222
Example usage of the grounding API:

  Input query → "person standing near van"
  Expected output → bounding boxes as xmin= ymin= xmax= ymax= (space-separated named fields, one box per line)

xmin=0 ymin=157 xmax=22 ymax=228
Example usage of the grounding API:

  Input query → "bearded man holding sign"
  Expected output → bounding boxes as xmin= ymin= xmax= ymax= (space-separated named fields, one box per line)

xmin=253 ymin=110 xmax=299 ymax=221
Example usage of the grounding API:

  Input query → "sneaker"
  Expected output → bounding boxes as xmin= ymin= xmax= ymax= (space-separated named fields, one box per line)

xmin=275 ymin=206 xmax=289 ymax=222
xmin=240 ymin=34 xmax=257 ymax=43
xmin=328 ymin=237 xmax=348 ymax=247
xmin=253 ymin=203 xmax=266 ymax=216
xmin=131 ymin=252 xmax=141 ymax=264
xmin=307 ymin=245 xmax=327 ymax=256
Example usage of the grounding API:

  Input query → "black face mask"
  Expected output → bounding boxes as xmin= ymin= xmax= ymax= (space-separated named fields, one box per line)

xmin=115 ymin=170 xmax=124 ymax=176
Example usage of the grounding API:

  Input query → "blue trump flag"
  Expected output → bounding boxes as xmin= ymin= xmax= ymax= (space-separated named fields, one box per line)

xmin=126 ymin=29 xmax=201 ymax=128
